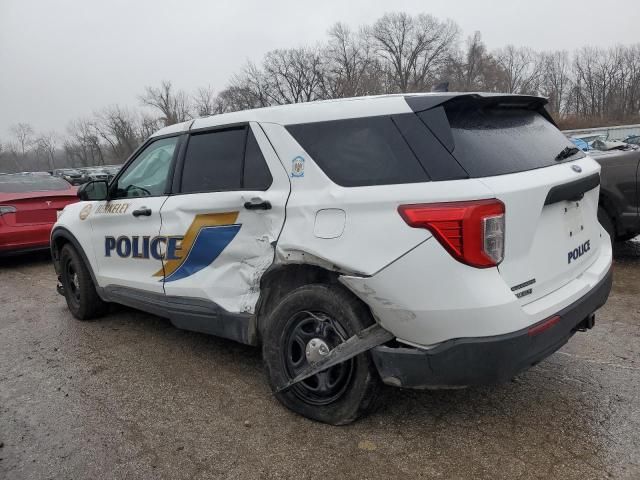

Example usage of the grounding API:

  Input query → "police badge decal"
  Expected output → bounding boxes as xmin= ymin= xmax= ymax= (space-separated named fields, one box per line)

xmin=291 ymin=156 xmax=305 ymax=178
xmin=79 ymin=204 xmax=92 ymax=220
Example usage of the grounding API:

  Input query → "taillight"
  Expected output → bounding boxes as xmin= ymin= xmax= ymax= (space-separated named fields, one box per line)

xmin=398 ymin=199 xmax=505 ymax=268
xmin=0 ymin=205 xmax=17 ymax=216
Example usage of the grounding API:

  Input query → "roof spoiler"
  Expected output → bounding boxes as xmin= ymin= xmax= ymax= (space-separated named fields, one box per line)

xmin=405 ymin=93 xmax=557 ymax=127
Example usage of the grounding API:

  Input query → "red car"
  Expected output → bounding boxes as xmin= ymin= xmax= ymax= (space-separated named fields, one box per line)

xmin=0 ymin=173 xmax=78 ymax=255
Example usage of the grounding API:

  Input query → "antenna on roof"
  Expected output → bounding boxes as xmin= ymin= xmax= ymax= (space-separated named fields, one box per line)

xmin=431 ymin=82 xmax=449 ymax=93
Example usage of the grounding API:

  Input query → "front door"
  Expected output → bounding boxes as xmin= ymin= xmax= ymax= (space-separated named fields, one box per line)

xmin=89 ymin=135 xmax=181 ymax=293
xmin=158 ymin=123 xmax=289 ymax=314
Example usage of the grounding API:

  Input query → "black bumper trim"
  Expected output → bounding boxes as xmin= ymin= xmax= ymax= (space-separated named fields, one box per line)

xmin=371 ymin=268 xmax=613 ymax=388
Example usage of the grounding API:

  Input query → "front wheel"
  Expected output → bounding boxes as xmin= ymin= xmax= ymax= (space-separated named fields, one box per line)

xmin=262 ymin=284 xmax=381 ymax=425
xmin=60 ymin=244 xmax=108 ymax=320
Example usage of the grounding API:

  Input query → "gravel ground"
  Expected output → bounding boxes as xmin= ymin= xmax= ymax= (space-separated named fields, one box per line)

xmin=1 ymin=242 xmax=639 ymax=480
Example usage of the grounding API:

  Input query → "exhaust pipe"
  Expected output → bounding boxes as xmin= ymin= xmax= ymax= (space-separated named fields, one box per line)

xmin=575 ymin=314 xmax=595 ymax=332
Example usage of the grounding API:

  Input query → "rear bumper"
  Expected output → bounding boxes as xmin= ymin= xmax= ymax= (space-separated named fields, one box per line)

xmin=371 ymin=267 xmax=612 ymax=388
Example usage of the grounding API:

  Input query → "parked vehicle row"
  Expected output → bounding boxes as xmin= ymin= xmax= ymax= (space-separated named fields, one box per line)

xmin=52 ymin=165 xmax=122 ymax=185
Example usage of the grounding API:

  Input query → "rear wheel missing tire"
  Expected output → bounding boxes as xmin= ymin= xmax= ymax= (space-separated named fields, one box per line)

xmin=262 ymin=284 xmax=380 ymax=425
xmin=60 ymin=244 xmax=107 ymax=320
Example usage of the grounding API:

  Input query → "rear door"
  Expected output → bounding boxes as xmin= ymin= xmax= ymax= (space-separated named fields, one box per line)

xmin=159 ymin=122 xmax=289 ymax=314
xmin=88 ymin=135 xmax=180 ymax=293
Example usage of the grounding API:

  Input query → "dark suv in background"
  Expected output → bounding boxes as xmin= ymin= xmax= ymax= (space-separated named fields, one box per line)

xmin=592 ymin=148 xmax=640 ymax=242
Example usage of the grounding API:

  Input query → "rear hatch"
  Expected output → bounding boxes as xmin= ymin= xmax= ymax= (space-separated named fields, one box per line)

xmin=412 ymin=94 xmax=604 ymax=304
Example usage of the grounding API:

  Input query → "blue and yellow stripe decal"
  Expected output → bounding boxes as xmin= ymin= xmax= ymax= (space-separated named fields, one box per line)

xmin=154 ymin=212 xmax=241 ymax=283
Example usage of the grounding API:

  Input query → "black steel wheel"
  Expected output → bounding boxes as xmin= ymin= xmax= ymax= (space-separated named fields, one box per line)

xmin=63 ymin=254 xmax=82 ymax=311
xmin=59 ymin=244 xmax=107 ymax=320
xmin=262 ymin=284 xmax=381 ymax=425
xmin=283 ymin=311 xmax=354 ymax=406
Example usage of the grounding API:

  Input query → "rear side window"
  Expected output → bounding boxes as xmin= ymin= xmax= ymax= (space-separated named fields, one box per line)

xmin=435 ymin=105 xmax=585 ymax=177
xmin=0 ymin=174 xmax=69 ymax=193
xmin=286 ymin=116 xmax=429 ymax=187
xmin=180 ymin=127 xmax=273 ymax=193
xmin=181 ymin=128 xmax=246 ymax=193
xmin=243 ymin=130 xmax=272 ymax=190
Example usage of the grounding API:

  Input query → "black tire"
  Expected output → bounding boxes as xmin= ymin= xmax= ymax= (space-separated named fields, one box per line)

xmin=598 ymin=207 xmax=615 ymax=243
xmin=262 ymin=284 xmax=381 ymax=425
xmin=60 ymin=243 xmax=107 ymax=320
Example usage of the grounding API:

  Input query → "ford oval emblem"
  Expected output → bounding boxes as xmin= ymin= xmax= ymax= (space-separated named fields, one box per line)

xmin=571 ymin=165 xmax=582 ymax=173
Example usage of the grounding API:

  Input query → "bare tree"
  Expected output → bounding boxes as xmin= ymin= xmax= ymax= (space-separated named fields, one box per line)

xmin=10 ymin=123 xmax=34 ymax=156
xmin=93 ymin=106 xmax=140 ymax=162
xmin=445 ymin=31 xmax=504 ymax=92
xmin=139 ymin=114 xmax=163 ymax=143
xmin=617 ymin=45 xmax=640 ymax=119
xmin=139 ymin=80 xmax=192 ymax=126
xmin=193 ymin=86 xmax=225 ymax=117
xmin=494 ymin=45 xmax=541 ymax=94
xmin=324 ymin=23 xmax=382 ymax=97
xmin=540 ymin=51 xmax=571 ymax=115
xmin=0 ymin=141 xmax=15 ymax=174
xmin=65 ymin=119 xmax=104 ymax=167
xmin=370 ymin=12 xmax=460 ymax=93
xmin=34 ymin=133 xmax=58 ymax=170
xmin=262 ymin=48 xmax=326 ymax=104
xmin=224 ymin=62 xmax=274 ymax=110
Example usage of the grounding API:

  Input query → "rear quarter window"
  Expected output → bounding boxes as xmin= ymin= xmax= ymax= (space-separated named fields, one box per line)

xmin=286 ymin=116 xmax=429 ymax=187
xmin=0 ymin=175 xmax=70 ymax=193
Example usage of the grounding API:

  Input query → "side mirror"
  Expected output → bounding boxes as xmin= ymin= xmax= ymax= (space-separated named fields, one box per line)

xmin=78 ymin=180 xmax=108 ymax=201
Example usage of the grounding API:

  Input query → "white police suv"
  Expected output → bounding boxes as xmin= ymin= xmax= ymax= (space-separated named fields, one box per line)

xmin=52 ymin=93 xmax=612 ymax=424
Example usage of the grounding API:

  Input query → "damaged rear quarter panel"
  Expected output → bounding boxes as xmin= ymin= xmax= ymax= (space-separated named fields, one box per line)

xmin=261 ymin=123 xmax=495 ymax=277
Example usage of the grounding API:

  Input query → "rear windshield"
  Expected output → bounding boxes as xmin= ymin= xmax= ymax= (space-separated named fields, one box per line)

xmin=436 ymin=105 xmax=585 ymax=177
xmin=0 ymin=175 xmax=70 ymax=193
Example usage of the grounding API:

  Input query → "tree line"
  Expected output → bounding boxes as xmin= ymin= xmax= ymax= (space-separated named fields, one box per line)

xmin=2 ymin=12 xmax=639 ymax=173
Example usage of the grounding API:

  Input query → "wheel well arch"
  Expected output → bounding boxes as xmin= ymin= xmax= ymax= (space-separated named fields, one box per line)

xmin=50 ymin=228 xmax=99 ymax=288
xmin=599 ymin=191 xmax=616 ymax=218
xmin=598 ymin=190 xmax=619 ymax=236
xmin=253 ymin=263 xmax=366 ymax=340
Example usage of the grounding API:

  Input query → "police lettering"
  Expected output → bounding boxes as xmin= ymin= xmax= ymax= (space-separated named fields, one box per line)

xmin=567 ymin=240 xmax=590 ymax=264
xmin=105 ymin=235 xmax=183 ymax=260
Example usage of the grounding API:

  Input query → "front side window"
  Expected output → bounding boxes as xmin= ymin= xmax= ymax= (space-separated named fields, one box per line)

xmin=111 ymin=137 xmax=178 ymax=199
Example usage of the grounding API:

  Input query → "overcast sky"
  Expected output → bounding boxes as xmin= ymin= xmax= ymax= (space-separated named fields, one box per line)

xmin=1 ymin=0 xmax=638 ymax=138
